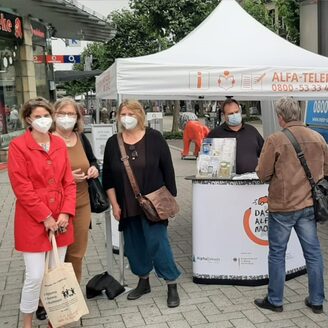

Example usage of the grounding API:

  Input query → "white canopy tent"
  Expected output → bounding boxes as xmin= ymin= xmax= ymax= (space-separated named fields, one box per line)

xmin=96 ymin=0 xmax=328 ymax=101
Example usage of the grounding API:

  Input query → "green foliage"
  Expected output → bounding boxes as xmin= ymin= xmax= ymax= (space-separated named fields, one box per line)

xmin=274 ymin=0 xmax=299 ymax=44
xmin=102 ymin=10 xmax=165 ymax=69
xmin=130 ymin=0 xmax=218 ymax=43
xmin=163 ymin=131 xmax=183 ymax=139
xmin=243 ymin=0 xmax=274 ymax=30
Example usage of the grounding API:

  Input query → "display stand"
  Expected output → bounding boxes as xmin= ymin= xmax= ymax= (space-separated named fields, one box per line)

xmin=188 ymin=177 xmax=306 ymax=286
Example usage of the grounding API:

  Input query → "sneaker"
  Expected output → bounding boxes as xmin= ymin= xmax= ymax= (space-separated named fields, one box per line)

xmin=254 ymin=296 xmax=283 ymax=312
xmin=305 ymin=297 xmax=323 ymax=314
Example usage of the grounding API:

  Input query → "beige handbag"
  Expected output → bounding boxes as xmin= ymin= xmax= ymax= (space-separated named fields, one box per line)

xmin=40 ymin=233 xmax=89 ymax=328
xmin=117 ymin=133 xmax=179 ymax=222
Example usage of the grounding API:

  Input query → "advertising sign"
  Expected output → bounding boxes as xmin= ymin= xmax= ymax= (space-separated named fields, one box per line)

xmin=90 ymin=124 xmax=117 ymax=161
xmin=192 ymin=181 xmax=305 ymax=284
xmin=305 ymin=100 xmax=328 ymax=126
xmin=0 ymin=11 xmax=23 ymax=42
xmin=30 ymin=20 xmax=46 ymax=46
xmin=46 ymin=55 xmax=81 ymax=64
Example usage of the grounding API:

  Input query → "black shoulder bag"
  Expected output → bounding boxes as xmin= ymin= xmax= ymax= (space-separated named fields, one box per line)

xmin=80 ymin=134 xmax=109 ymax=213
xmin=283 ymin=128 xmax=328 ymax=223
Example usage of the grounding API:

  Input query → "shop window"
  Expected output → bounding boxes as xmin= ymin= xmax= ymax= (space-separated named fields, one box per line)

xmin=0 ymin=39 xmax=22 ymax=134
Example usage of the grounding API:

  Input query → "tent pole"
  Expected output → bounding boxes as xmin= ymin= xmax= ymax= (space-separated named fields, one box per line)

xmin=116 ymin=94 xmax=126 ymax=285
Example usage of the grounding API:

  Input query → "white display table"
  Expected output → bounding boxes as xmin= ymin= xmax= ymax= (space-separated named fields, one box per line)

xmin=189 ymin=177 xmax=306 ymax=286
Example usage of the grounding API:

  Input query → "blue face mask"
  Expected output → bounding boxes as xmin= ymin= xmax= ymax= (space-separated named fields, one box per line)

xmin=227 ymin=112 xmax=242 ymax=126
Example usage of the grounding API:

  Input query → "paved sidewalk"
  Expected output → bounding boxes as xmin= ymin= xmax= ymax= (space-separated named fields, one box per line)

xmin=0 ymin=139 xmax=328 ymax=328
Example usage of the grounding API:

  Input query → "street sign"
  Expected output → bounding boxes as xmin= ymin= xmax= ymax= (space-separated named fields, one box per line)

xmin=67 ymin=39 xmax=81 ymax=47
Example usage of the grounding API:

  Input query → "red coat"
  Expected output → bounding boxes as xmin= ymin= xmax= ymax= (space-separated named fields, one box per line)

xmin=8 ymin=130 xmax=76 ymax=252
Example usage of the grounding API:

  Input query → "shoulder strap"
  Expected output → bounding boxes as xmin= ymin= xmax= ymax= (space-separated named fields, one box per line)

xmin=282 ymin=128 xmax=315 ymax=188
xmin=117 ymin=133 xmax=142 ymax=198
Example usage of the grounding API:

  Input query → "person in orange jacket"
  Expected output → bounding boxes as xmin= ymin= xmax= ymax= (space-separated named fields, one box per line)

xmin=8 ymin=97 xmax=76 ymax=328
xmin=181 ymin=120 xmax=210 ymax=157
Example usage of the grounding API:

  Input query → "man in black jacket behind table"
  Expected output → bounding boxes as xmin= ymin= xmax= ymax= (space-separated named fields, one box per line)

xmin=207 ymin=98 xmax=264 ymax=174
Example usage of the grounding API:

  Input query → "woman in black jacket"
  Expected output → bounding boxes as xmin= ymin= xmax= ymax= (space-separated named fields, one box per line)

xmin=102 ymin=100 xmax=181 ymax=308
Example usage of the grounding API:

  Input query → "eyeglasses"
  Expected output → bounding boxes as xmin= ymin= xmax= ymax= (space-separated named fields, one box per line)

xmin=129 ymin=145 xmax=138 ymax=160
xmin=56 ymin=111 xmax=77 ymax=117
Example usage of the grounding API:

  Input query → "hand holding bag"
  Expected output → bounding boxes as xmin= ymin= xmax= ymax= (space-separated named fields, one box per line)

xmin=88 ymin=178 xmax=109 ymax=213
xmin=283 ymin=128 xmax=328 ymax=223
xmin=80 ymin=134 xmax=109 ymax=213
xmin=117 ymin=133 xmax=179 ymax=222
xmin=40 ymin=233 xmax=89 ymax=328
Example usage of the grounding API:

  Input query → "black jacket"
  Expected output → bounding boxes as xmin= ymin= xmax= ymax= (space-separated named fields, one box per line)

xmin=102 ymin=127 xmax=177 ymax=214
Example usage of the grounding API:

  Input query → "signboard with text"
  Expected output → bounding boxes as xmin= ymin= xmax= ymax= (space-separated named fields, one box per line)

xmin=90 ymin=124 xmax=117 ymax=161
xmin=305 ymin=100 xmax=328 ymax=126
xmin=0 ymin=11 xmax=24 ymax=42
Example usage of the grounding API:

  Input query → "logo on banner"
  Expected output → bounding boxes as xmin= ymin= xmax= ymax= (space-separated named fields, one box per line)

xmin=189 ymin=71 xmax=209 ymax=89
xmin=243 ymin=196 xmax=269 ymax=246
xmin=218 ymin=70 xmax=236 ymax=90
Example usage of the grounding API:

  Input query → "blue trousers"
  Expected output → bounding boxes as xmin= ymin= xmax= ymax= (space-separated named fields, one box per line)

xmin=123 ymin=216 xmax=181 ymax=281
xmin=267 ymin=207 xmax=325 ymax=306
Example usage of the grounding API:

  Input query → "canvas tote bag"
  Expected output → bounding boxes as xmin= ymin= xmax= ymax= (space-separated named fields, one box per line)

xmin=40 ymin=233 xmax=89 ymax=328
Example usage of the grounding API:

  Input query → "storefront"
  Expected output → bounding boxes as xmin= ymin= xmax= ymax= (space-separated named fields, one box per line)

xmin=0 ymin=10 xmax=23 ymax=134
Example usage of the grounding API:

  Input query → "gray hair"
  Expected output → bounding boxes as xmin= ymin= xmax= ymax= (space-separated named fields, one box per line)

xmin=275 ymin=97 xmax=301 ymax=122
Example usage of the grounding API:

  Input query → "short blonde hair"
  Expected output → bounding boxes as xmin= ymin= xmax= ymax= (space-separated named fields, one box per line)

xmin=53 ymin=97 xmax=84 ymax=133
xmin=117 ymin=100 xmax=146 ymax=131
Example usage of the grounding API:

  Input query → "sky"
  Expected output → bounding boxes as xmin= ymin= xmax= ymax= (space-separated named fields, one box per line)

xmin=52 ymin=0 xmax=130 ymax=71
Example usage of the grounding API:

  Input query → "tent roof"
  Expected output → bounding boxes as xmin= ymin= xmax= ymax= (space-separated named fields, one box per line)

xmin=96 ymin=0 xmax=328 ymax=100
xmin=124 ymin=0 xmax=328 ymax=68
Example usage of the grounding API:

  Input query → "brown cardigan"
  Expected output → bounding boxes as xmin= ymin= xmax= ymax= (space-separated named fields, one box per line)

xmin=256 ymin=121 xmax=328 ymax=212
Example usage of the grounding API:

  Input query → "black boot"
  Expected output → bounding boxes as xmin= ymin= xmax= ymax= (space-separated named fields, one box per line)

xmin=36 ymin=305 xmax=47 ymax=320
xmin=167 ymin=284 xmax=180 ymax=308
xmin=127 ymin=278 xmax=151 ymax=300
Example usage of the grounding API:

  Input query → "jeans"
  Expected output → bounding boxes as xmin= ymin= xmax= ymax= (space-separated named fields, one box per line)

xmin=267 ymin=207 xmax=325 ymax=306
xmin=123 ymin=215 xmax=181 ymax=281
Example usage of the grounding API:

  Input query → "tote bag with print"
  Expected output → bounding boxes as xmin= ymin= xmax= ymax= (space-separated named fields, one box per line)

xmin=40 ymin=233 xmax=89 ymax=328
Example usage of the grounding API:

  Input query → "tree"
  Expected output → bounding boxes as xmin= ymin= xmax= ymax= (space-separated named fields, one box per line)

xmin=243 ymin=0 xmax=274 ymax=30
xmin=274 ymin=0 xmax=299 ymax=44
xmin=130 ymin=0 xmax=218 ymax=44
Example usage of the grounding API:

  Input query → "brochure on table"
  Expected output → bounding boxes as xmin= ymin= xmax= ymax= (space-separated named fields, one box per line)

xmin=197 ymin=138 xmax=236 ymax=179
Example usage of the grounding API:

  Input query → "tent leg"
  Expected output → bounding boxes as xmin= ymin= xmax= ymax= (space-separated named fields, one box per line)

xmin=119 ymin=232 xmax=125 ymax=285
xmin=105 ymin=209 xmax=113 ymax=276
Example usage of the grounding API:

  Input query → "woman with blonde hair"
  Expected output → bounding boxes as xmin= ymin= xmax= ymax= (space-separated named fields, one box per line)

xmin=102 ymin=100 xmax=181 ymax=308
xmin=53 ymin=97 xmax=99 ymax=283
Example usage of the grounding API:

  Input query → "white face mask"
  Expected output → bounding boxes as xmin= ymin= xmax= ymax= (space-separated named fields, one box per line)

xmin=31 ymin=117 xmax=53 ymax=134
xmin=55 ymin=116 xmax=77 ymax=130
xmin=121 ymin=116 xmax=138 ymax=130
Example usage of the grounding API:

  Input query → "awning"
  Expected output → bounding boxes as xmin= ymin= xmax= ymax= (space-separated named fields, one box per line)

xmin=1 ymin=0 xmax=116 ymax=42
xmin=54 ymin=69 xmax=103 ymax=82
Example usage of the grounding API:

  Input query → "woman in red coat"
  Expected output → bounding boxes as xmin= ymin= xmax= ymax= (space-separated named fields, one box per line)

xmin=8 ymin=97 xmax=76 ymax=328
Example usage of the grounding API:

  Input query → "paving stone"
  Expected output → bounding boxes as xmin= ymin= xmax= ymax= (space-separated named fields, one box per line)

xmin=182 ymin=309 xmax=207 ymax=325
xmin=241 ymin=309 xmax=268 ymax=324
xmin=230 ymin=318 xmax=257 ymax=327
xmin=254 ymin=319 xmax=296 ymax=328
